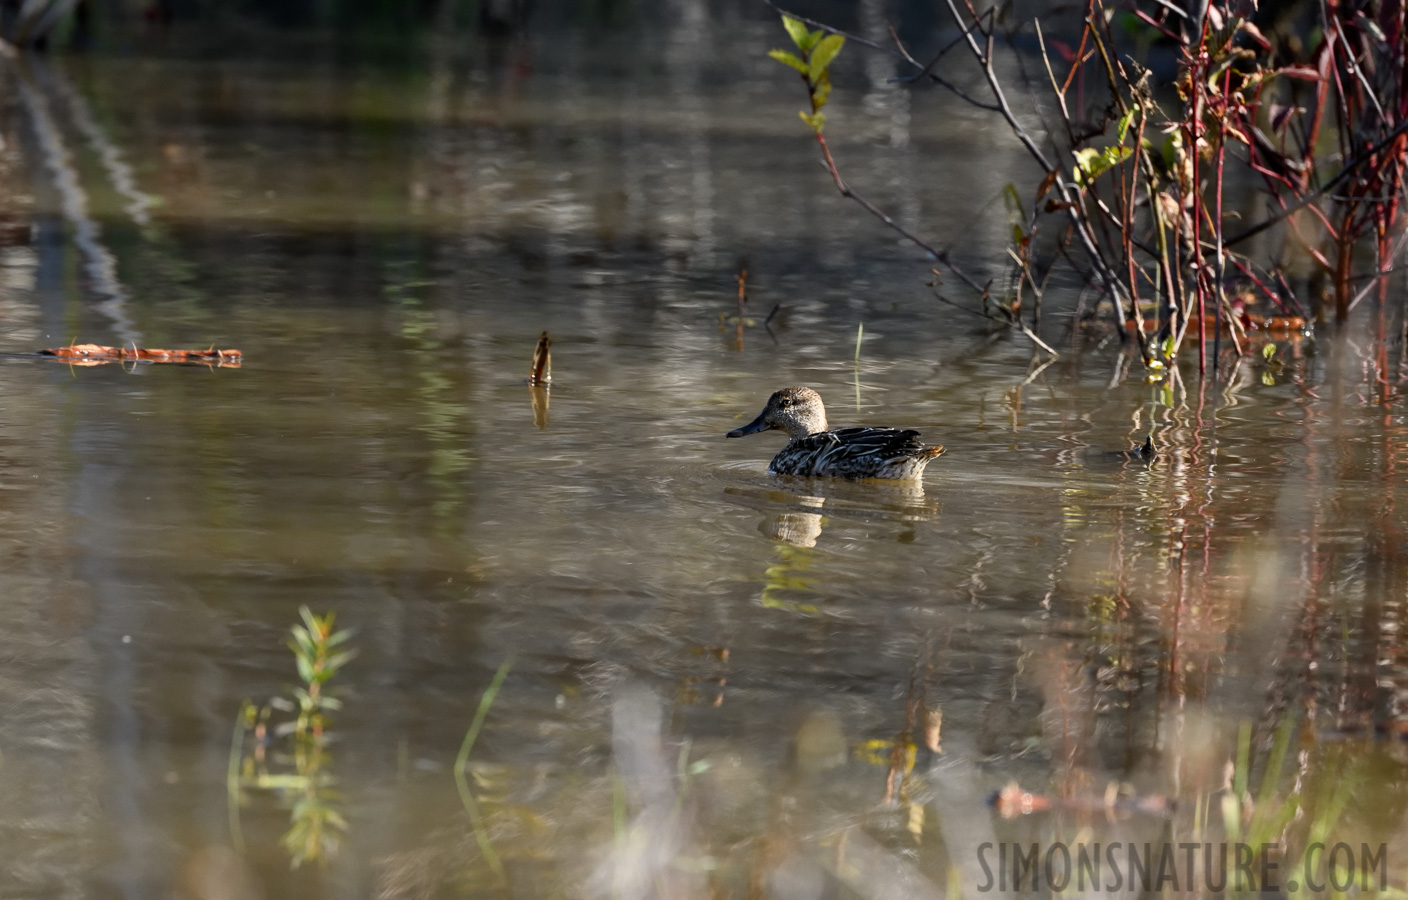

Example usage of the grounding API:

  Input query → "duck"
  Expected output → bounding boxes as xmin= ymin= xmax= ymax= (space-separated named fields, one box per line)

xmin=726 ymin=386 xmax=944 ymax=479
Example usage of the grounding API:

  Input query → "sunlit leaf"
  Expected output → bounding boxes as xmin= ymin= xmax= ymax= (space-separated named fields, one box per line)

xmin=298 ymin=605 xmax=319 ymax=634
xmin=326 ymin=650 xmax=358 ymax=673
xmin=856 ymin=739 xmax=895 ymax=765
xmin=1261 ymin=342 xmax=1277 ymax=360
xmin=289 ymin=631 xmax=314 ymax=659
xmin=812 ymin=70 xmax=832 ymax=108
xmin=1072 ymin=145 xmax=1133 ymax=187
xmin=808 ymin=34 xmax=845 ymax=81
xmin=801 ymin=28 xmax=823 ymax=52
xmin=768 ymin=48 xmax=808 ymax=75
xmin=781 ymin=15 xmax=810 ymax=49
xmin=326 ymin=628 xmax=355 ymax=648
xmin=1160 ymin=133 xmax=1181 ymax=172
xmin=1116 ymin=106 xmax=1137 ymax=143
xmin=799 ymin=110 xmax=827 ymax=133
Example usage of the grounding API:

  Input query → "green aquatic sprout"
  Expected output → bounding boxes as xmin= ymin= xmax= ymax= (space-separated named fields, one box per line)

xmin=229 ymin=606 xmax=357 ymax=868
xmin=455 ymin=658 xmax=513 ymax=883
xmin=288 ymin=606 xmax=357 ymax=743
xmin=768 ymin=14 xmax=845 ymax=134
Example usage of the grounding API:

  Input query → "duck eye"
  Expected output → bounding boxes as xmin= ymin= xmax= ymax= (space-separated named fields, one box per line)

xmin=779 ymin=399 xmax=793 ymax=408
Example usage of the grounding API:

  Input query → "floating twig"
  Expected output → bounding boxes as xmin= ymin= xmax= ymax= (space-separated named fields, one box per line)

xmin=41 ymin=343 xmax=242 ymax=366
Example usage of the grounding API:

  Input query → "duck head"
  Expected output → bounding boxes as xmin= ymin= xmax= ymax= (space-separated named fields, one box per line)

xmin=727 ymin=386 xmax=829 ymax=439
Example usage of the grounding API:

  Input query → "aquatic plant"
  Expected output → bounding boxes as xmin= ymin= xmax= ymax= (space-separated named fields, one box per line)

xmin=454 ymin=658 xmax=513 ymax=883
xmin=229 ymin=606 xmax=356 ymax=868
xmin=766 ymin=0 xmax=1408 ymax=378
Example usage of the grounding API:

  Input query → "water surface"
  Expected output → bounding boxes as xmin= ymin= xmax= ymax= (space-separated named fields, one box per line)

xmin=1 ymin=14 xmax=1407 ymax=899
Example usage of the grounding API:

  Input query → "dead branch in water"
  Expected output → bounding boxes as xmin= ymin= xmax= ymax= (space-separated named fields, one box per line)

xmin=529 ymin=332 xmax=551 ymax=385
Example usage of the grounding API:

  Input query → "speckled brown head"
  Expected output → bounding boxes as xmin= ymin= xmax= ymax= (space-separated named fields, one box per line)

xmin=726 ymin=386 xmax=829 ymax=440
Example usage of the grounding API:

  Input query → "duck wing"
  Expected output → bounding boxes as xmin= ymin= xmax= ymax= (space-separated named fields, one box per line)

xmin=786 ymin=427 xmax=941 ymax=476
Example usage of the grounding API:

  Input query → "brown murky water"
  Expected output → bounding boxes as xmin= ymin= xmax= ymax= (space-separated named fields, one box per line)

xmin=2 ymin=11 xmax=1408 ymax=900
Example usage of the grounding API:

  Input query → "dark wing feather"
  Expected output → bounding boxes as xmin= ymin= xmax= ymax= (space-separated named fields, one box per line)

xmin=780 ymin=427 xmax=936 ymax=477
xmin=830 ymin=427 xmax=930 ymax=458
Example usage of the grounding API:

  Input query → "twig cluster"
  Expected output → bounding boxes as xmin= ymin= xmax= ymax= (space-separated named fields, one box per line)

xmin=767 ymin=0 xmax=1407 ymax=371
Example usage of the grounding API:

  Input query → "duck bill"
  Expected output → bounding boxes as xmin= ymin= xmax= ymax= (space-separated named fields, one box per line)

xmin=727 ymin=412 xmax=773 ymax=438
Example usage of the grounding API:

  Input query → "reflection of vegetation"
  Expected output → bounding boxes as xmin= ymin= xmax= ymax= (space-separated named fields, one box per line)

xmin=1211 ymin=719 xmax=1366 ymax=893
xmin=229 ymin=607 xmax=356 ymax=868
xmin=760 ymin=542 xmax=821 ymax=613
xmin=387 ymin=269 xmax=472 ymax=525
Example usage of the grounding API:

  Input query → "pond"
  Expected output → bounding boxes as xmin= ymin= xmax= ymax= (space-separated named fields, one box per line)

xmin=1 ymin=8 xmax=1406 ymax=900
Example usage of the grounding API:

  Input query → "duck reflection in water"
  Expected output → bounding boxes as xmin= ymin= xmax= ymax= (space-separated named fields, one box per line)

xmin=729 ymin=481 xmax=938 ymax=612
xmin=758 ymin=493 xmax=824 ymax=612
xmin=760 ymin=495 xmax=826 ymax=548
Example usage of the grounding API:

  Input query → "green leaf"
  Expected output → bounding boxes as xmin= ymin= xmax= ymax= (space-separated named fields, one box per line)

xmin=295 ymin=654 xmax=314 ymax=684
xmin=781 ymin=15 xmax=810 ymax=49
xmin=289 ymin=631 xmax=314 ymax=660
xmin=326 ymin=649 xmax=358 ymax=673
xmin=1002 ymin=182 xmax=1021 ymax=210
xmin=1002 ymin=185 xmax=1027 ymax=246
xmin=1261 ymin=342 xmax=1277 ymax=360
xmin=768 ymin=48 xmax=809 ymax=75
xmin=799 ymin=110 xmax=827 ymax=133
xmin=1072 ymin=145 xmax=1133 ymax=187
xmin=1116 ymin=106 xmax=1137 ymax=143
xmin=808 ymin=34 xmax=845 ymax=81
xmin=1161 ymin=134 xmax=1180 ymax=172
xmin=812 ymin=69 xmax=832 ymax=108
xmin=326 ymin=628 xmax=355 ymax=648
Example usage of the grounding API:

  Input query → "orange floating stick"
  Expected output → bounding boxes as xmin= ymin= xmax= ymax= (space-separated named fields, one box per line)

xmin=40 ymin=344 xmax=243 ymax=367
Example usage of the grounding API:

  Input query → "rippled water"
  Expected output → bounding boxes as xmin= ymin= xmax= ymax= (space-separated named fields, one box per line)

xmin=2 ymin=10 xmax=1408 ymax=899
